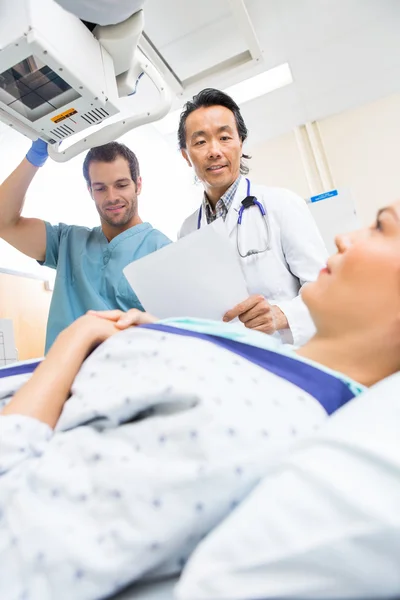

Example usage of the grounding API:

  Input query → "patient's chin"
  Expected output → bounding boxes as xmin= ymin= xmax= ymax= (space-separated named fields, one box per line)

xmin=299 ymin=281 xmax=314 ymax=307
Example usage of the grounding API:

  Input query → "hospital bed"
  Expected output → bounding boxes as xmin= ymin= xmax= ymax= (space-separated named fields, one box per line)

xmin=2 ymin=352 xmax=400 ymax=600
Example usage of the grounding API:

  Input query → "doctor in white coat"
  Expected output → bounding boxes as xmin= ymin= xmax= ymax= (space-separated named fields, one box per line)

xmin=178 ymin=88 xmax=328 ymax=346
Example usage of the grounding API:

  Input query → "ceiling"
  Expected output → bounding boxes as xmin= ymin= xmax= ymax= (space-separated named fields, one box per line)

xmin=1 ymin=0 xmax=398 ymax=150
xmin=142 ymin=0 xmax=400 ymax=147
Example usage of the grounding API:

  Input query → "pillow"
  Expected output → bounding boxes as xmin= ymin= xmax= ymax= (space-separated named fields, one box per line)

xmin=176 ymin=372 xmax=400 ymax=600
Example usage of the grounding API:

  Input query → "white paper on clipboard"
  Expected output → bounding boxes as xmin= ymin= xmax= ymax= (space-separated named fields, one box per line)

xmin=123 ymin=220 xmax=248 ymax=320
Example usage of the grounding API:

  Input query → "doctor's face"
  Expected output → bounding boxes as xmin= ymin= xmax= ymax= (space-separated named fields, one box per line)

xmin=302 ymin=201 xmax=400 ymax=338
xmin=181 ymin=105 xmax=243 ymax=198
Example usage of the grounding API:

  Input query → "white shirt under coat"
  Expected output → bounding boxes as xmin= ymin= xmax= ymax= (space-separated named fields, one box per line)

xmin=178 ymin=178 xmax=329 ymax=346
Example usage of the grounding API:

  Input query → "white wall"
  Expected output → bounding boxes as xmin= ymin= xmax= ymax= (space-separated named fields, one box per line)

xmin=247 ymin=130 xmax=310 ymax=198
xmin=318 ymin=92 xmax=400 ymax=226
xmin=248 ymin=92 xmax=400 ymax=227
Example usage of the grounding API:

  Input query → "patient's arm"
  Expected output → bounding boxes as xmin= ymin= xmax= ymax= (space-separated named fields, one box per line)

xmin=87 ymin=307 xmax=157 ymax=328
xmin=1 ymin=315 xmax=119 ymax=428
xmin=0 ymin=309 xmax=156 ymax=428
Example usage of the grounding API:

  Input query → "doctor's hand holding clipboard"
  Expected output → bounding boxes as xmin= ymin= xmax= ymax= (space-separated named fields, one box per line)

xmin=223 ymin=294 xmax=288 ymax=334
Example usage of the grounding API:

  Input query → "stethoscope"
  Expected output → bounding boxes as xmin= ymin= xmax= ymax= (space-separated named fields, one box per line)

xmin=197 ymin=178 xmax=271 ymax=258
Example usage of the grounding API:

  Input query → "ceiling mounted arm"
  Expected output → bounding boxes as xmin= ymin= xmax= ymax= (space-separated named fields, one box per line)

xmin=48 ymin=48 xmax=172 ymax=162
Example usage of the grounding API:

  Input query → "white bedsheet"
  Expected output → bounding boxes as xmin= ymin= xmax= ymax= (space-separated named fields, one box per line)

xmin=0 ymin=326 xmax=326 ymax=600
xmin=112 ymin=577 xmax=177 ymax=600
xmin=177 ymin=372 xmax=400 ymax=600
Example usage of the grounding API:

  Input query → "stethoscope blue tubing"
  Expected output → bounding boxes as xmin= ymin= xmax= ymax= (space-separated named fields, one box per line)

xmin=197 ymin=178 xmax=271 ymax=257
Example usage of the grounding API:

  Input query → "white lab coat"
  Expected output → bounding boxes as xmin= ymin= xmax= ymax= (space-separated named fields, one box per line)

xmin=178 ymin=179 xmax=328 ymax=346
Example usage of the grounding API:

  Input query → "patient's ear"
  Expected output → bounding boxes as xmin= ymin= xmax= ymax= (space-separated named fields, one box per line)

xmin=181 ymin=149 xmax=192 ymax=168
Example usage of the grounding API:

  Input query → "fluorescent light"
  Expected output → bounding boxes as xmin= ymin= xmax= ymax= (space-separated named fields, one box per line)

xmin=154 ymin=62 xmax=293 ymax=136
xmin=224 ymin=62 xmax=293 ymax=105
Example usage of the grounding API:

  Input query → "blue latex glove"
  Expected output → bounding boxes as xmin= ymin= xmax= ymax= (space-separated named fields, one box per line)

xmin=26 ymin=138 xmax=49 ymax=167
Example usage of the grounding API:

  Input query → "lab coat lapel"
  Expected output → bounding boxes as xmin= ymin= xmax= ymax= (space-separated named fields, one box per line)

xmin=225 ymin=177 xmax=248 ymax=238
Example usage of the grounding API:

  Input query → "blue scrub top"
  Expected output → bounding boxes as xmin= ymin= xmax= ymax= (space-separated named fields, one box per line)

xmin=41 ymin=221 xmax=171 ymax=352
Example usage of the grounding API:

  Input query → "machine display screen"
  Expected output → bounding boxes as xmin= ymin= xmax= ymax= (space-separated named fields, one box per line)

xmin=0 ymin=56 xmax=80 ymax=121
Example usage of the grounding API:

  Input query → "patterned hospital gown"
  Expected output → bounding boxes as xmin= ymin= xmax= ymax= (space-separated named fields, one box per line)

xmin=0 ymin=322 xmax=330 ymax=600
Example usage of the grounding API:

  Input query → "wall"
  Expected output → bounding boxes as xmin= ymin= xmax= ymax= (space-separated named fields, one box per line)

xmin=248 ymin=91 xmax=400 ymax=227
xmin=318 ymin=92 xmax=400 ymax=225
xmin=248 ymin=130 xmax=310 ymax=198
xmin=0 ymin=271 xmax=51 ymax=359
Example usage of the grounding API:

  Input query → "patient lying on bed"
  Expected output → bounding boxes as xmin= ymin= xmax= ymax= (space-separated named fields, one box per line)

xmin=0 ymin=202 xmax=400 ymax=600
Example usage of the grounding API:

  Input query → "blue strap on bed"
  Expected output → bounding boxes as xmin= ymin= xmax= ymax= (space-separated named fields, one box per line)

xmin=142 ymin=323 xmax=354 ymax=415
xmin=0 ymin=360 xmax=42 ymax=379
xmin=0 ymin=325 xmax=354 ymax=415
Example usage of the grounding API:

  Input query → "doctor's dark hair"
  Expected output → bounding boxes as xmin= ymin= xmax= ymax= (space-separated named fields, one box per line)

xmin=177 ymin=88 xmax=251 ymax=175
xmin=82 ymin=142 xmax=140 ymax=187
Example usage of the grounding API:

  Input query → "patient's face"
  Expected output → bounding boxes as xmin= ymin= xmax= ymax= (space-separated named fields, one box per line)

xmin=302 ymin=201 xmax=400 ymax=336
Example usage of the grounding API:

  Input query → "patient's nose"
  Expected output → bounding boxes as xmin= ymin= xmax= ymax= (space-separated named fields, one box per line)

xmin=335 ymin=233 xmax=352 ymax=253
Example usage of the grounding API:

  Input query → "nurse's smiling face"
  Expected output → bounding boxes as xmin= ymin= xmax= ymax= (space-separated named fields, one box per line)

xmin=88 ymin=157 xmax=142 ymax=240
xmin=302 ymin=200 xmax=400 ymax=339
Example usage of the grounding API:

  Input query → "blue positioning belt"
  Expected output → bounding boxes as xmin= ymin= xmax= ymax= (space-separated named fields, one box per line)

xmin=0 ymin=360 xmax=42 ymax=379
xmin=0 ymin=325 xmax=355 ymax=416
xmin=142 ymin=323 xmax=354 ymax=415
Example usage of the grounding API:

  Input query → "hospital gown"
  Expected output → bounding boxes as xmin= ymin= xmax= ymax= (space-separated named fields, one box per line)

xmin=0 ymin=321 xmax=359 ymax=600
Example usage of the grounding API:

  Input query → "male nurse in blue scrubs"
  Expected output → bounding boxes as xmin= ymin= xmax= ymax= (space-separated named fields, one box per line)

xmin=0 ymin=139 xmax=171 ymax=351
